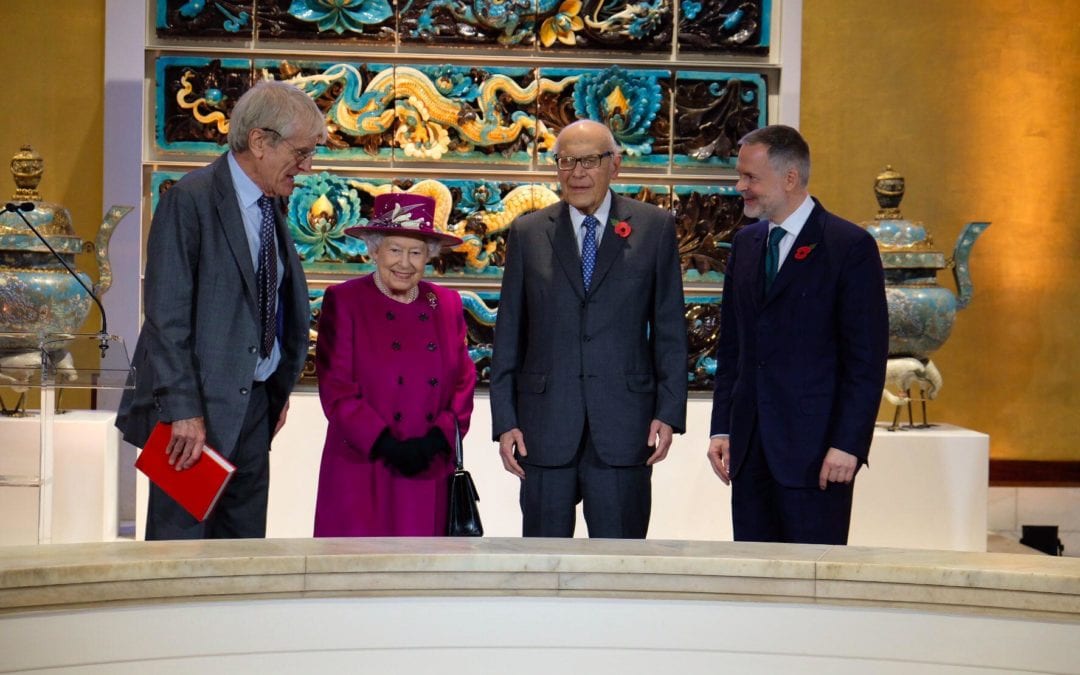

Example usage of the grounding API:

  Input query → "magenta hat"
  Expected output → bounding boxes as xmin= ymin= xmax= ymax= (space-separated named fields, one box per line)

xmin=344 ymin=192 xmax=462 ymax=246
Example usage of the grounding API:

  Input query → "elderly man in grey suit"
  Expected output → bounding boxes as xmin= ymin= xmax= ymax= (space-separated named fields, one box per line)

xmin=490 ymin=120 xmax=687 ymax=538
xmin=117 ymin=81 xmax=326 ymax=539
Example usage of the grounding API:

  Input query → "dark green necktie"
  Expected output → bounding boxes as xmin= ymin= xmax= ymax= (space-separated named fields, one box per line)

xmin=764 ymin=227 xmax=785 ymax=293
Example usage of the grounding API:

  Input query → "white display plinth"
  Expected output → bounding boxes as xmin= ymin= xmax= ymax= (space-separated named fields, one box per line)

xmin=135 ymin=393 xmax=988 ymax=550
xmin=0 ymin=411 xmax=120 ymax=545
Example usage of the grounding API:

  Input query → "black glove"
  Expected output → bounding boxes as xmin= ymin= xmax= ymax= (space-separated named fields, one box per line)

xmin=369 ymin=428 xmax=397 ymax=464
xmin=417 ymin=426 xmax=451 ymax=458
xmin=370 ymin=427 xmax=450 ymax=477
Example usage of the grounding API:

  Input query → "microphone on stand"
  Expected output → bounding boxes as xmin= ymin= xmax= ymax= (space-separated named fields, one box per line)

xmin=4 ymin=201 xmax=111 ymax=358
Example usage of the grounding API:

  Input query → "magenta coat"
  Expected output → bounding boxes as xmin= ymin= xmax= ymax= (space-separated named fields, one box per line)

xmin=313 ymin=274 xmax=475 ymax=536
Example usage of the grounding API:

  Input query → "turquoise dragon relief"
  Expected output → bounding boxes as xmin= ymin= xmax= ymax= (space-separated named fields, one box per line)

xmin=286 ymin=62 xmax=567 ymax=161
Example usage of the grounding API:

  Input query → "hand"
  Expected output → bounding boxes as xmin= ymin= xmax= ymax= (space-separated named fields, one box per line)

xmin=645 ymin=419 xmax=673 ymax=465
xmin=498 ymin=428 xmax=527 ymax=478
xmin=707 ymin=436 xmax=731 ymax=485
xmin=273 ymin=399 xmax=289 ymax=439
xmin=167 ymin=416 xmax=206 ymax=471
xmin=819 ymin=447 xmax=858 ymax=490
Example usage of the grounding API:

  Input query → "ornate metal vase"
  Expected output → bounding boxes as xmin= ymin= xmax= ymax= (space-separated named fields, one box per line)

xmin=0 ymin=146 xmax=131 ymax=352
xmin=862 ymin=166 xmax=989 ymax=359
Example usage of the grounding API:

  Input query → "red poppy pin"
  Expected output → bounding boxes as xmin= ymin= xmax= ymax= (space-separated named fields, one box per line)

xmin=794 ymin=244 xmax=817 ymax=260
xmin=613 ymin=219 xmax=632 ymax=238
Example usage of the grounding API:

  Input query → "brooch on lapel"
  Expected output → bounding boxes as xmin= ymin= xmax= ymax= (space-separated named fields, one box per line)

xmin=611 ymin=217 xmax=632 ymax=239
xmin=794 ymin=244 xmax=817 ymax=261
xmin=426 ymin=291 xmax=438 ymax=310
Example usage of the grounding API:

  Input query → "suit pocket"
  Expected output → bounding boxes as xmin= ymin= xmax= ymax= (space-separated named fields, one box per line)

xmin=516 ymin=372 xmax=547 ymax=394
xmin=626 ymin=372 xmax=656 ymax=393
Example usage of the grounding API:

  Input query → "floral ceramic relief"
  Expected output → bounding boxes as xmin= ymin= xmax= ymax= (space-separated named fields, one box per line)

xmin=537 ymin=66 xmax=671 ymax=169
xmin=678 ymin=0 xmax=770 ymax=55
xmin=672 ymin=70 xmax=766 ymax=167
xmin=257 ymin=0 xmax=396 ymax=43
xmin=684 ymin=295 xmax=722 ymax=389
xmin=538 ymin=0 xmax=672 ymax=52
xmin=673 ymin=184 xmax=748 ymax=283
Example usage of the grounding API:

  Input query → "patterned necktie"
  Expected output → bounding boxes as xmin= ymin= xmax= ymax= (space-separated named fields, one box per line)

xmin=581 ymin=215 xmax=600 ymax=292
xmin=764 ymin=226 xmax=785 ymax=293
xmin=256 ymin=196 xmax=278 ymax=358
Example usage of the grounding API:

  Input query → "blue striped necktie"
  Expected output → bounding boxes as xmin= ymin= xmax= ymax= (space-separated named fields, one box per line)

xmin=581 ymin=215 xmax=599 ymax=291
xmin=256 ymin=196 xmax=278 ymax=358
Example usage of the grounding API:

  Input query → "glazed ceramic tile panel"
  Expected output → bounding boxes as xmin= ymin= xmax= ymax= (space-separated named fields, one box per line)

xmin=257 ymin=59 xmax=396 ymax=162
xmin=257 ymin=0 xmax=396 ymax=43
xmin=156 ymin=0 xmax=255 ymax=39
xmin=390 ymin=65 xmax=538 ymax=165
xmin=400 ymin=0 xmax=538 ymax=47
xmin=685 ymin=295 xmax=722 ymax=389
xmin=148 ymin=171 xmax=190 ymax=215
xmin=537 ymin=0 xmax=673 ymax=52
xmin=672 ymin=71 xmax=767 ymax=168
xmin=153 ymin=169 xmax=749 ymax=286
xmin=288 ymin=172 xmax=557 ymax=276
xmin=677 ymin=0 xmax=771 ymax=54
xmin=300 ymin=288 xmax=723 ymax=389
xmin=146 ymin=0 xmax=796 ymax=393
xmin=537 ymin=66 xmax=671 ymax=169
xmin=674 ymin=184 xmax=748 ymax=283
xmin=155 ymin=58 xmax=254 ymax=154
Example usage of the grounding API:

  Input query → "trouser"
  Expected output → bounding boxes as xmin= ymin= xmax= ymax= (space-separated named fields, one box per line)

xmin=146 ymin=381 xmax=272 ymax=540
xmin=519 ymin=422 xmax=652 ymax=539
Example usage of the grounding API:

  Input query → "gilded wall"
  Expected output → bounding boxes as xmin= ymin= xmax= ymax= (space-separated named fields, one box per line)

xmin=0 ymin=1 xmax=105 ymax=410
xmin=801 ymin=0 xmax=1080 ymax=460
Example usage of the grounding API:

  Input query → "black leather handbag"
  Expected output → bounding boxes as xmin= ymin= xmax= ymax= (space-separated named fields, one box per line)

xmin=447 ymin=422 xmax=483 ymax=536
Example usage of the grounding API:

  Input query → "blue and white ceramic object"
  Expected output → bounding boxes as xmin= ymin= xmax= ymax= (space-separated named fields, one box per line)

xmin=863 ymin=165 xmax=989 ymax=359
xmin=0 ymin=146 xmax=130 ymax=352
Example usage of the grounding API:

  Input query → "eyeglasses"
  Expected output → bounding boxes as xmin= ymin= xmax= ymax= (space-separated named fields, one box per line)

xmin=554 ymin=151 xmax=614 ymax=171
xmin=259 ymin=127 xmax=317 ymax=163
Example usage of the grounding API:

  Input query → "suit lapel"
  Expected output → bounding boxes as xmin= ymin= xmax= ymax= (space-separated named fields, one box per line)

xmin=586 ymin=193 xmax=628 ymax=295
xmin=764 ymin=203 xmax=825 ymax=304
xmin=212 ymin=155 xmax=259 ymax=309
xmin=745 ymin=222 xmax=768 ymax=307
xmin=548 ymin=203 xmax=586 ymax=299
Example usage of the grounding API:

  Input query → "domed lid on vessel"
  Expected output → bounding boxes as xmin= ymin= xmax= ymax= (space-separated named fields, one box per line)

xmin=0 ymin=145 xmax=85 ymax=254
xmin=862 ymin=165 xmax=945 ymax=269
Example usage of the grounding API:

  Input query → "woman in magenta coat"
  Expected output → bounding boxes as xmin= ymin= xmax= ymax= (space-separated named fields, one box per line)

xmin=313 ymin=193 xmax=475 ymax=536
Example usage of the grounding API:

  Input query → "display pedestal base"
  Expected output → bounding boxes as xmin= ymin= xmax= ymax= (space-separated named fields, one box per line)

xmin=0 ymin=411 xmax=119 ymax=545
xmin=134 ymin=395 xmax=988 ymax=551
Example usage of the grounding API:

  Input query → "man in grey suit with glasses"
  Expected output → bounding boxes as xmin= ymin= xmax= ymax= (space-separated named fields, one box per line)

xmin=117 ymin=81 xmax=326 ymax=539
xmin=490 ymin=119 xmax=687 ymax=538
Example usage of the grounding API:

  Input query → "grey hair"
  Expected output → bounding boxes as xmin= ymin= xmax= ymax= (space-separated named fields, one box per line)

xmin=738 ymin=125 xmax=811 ymax=187
xmin=228 ymin=80 xmax=327 ymax=153
xmin=363 ymin=233 xmax=443 ymax=259
xmin=552 ymin=119 xmax=620 ymax=155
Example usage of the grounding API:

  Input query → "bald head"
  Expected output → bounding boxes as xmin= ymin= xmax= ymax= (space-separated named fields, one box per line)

xmin=552 ymin=120 xmax=621 ymax=216
xmin=553 ymin=120 xmax=619 ymax=155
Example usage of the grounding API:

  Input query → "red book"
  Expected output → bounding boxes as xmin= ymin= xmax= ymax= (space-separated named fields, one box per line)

xmin=135 ymin=422 xmax=236 ymax=522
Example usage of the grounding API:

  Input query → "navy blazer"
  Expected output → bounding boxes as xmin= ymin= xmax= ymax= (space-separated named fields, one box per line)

xmin=710 ymin=199 xmax=888 ymax=488
xmin=490 ymin=193 xmax=687 ymax=467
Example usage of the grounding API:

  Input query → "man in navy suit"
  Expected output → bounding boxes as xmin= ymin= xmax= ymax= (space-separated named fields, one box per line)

xmin=491 ymin=120 xmax=687 ymax=538
xmin=707 ymin=125 xmax=888 ymax=545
